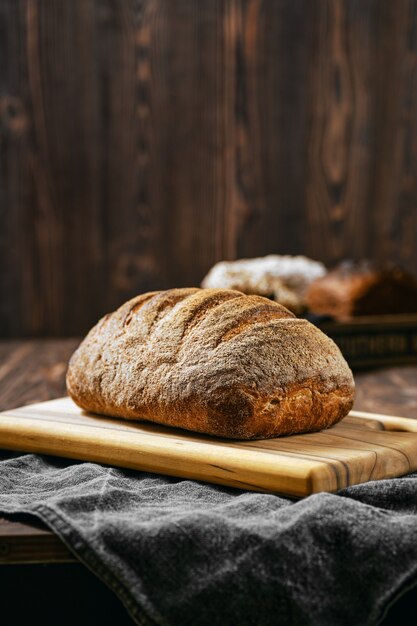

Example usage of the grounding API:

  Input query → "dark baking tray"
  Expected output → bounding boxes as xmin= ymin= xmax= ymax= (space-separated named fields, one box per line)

xmin=309 ymin=314 xmax=417 ymax=369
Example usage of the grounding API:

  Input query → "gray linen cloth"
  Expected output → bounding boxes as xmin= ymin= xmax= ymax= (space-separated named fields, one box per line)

xmin=0 ymin=453 xmax=416 ymax=626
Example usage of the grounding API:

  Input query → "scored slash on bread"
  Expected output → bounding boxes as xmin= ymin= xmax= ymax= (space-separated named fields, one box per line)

xmin=66 ymin=288 xmax=355 ymax=440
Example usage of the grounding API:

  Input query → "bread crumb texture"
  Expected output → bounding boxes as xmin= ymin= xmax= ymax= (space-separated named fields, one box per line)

xmin=66 ymin=288 xmax=355 ymax=439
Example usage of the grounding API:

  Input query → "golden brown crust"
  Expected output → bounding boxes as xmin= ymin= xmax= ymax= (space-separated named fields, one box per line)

xmin=66 ymin=288 xmax=355 ymax=439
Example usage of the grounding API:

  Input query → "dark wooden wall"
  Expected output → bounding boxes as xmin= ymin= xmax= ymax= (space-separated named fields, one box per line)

xmin=2 ymin=0 xmax=417 ymax=337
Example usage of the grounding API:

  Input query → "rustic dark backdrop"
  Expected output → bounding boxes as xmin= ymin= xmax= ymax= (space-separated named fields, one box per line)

xmin=1 ymin=0 xmax=417 ymax=337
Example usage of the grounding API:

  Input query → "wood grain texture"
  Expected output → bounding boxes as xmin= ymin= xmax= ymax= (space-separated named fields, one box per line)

xmin=0 ymin=339 xmax=79 ymax=410
xmin=1 ymin=0 xmax=417 ymax=337
xmin=306 ymin=0 xmax=378 ymax=263
xmin=0 ymin=515 xmax=75 ymax=564
xmin=371 ymin=0 xmax=417 ymax=269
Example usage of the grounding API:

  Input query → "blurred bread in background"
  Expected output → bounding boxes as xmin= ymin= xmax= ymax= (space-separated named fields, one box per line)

xmin=201 ymin=255 xmax=326 ymax=314
xmin=305 ymin=260 xmax=417 ymax=320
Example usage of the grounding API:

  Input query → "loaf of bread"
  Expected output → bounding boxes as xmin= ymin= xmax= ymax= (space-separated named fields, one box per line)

xmin=306 ymin=261 xmax=417 ymax=319
xmin=66 ymin=288 xmax=355 ymax=439
xmin=201 ymin=255 xmax=326 ymax=313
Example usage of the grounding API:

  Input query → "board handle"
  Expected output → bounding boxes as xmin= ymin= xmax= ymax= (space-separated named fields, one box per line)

xmin=349 ymin=410 xmax=417 ymax=433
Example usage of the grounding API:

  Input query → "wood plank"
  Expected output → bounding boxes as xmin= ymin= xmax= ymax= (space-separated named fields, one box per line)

xmin=0 ymin=339 xmax=79 ymax=411
xmin=354 ymin=365 xmax=417 ymax=419
xmin=371 ymin=0 xmax=417 ymax=275
xmin=222 ymin=0 xmax=310 ymax=259
xmin=97 ymin=0 xmax=165 ymax=310
xmin=0 ymin=516 xmax=75 ymax=564
xmin=0 ymin=0 xmax=30 ymax=337
xmin=306 ymin=0 xmax=378 ymax=264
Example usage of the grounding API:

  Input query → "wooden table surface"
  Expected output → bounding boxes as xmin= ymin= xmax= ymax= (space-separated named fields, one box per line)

xmin=0 ymin=339 xmax=417 ymax=564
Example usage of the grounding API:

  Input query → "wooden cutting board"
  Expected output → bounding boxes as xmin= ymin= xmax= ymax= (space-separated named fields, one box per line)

xmin=1 ymin=397 xmax=417 ymax=498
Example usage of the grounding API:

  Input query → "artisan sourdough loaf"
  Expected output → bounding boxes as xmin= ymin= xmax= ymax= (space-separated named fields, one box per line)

xmin=66 ymin=288 xmax=355 ymax=439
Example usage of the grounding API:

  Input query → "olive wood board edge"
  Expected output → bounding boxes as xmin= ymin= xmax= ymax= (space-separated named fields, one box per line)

xmin=0 ymin=398 xmax=417 ymax=498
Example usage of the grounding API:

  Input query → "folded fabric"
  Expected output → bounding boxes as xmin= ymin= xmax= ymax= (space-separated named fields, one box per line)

xmin=0 ymin=453 xmax=416 ymax=626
